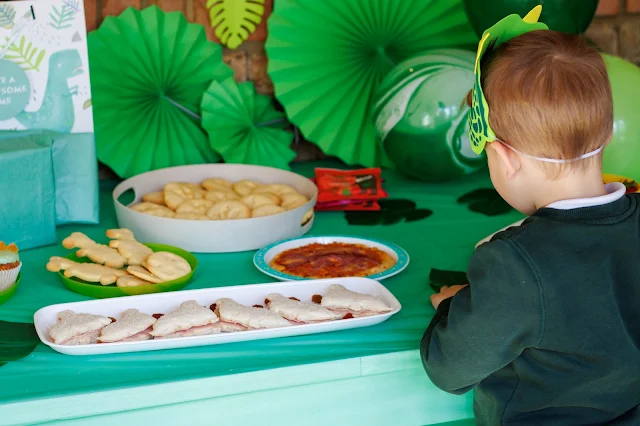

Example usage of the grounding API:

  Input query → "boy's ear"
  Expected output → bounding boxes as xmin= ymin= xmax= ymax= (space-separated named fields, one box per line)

xmin=490 ymin=141 xmax=521 ymax=179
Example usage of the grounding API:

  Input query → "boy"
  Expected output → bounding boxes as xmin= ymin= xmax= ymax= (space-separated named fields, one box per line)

xmin=420 ymin=6 xmax=640 ymax=426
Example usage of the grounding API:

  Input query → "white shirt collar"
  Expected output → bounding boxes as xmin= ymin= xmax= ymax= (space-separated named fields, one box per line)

xmin=546 ymin=182 xmax=627 ymax=210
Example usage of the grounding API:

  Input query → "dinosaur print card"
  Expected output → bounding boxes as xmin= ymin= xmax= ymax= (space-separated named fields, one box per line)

xmin=0 ymin=0 xmax=92 ymax=133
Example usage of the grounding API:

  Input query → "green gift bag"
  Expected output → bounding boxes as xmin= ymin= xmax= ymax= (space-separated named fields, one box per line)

xmin=0 ymin=134 xmax=56 ymax=250
xmin=0 ymin=0 xmax=99 ymax=248
xmin=51 ymin=132 xmax=99 ymax=225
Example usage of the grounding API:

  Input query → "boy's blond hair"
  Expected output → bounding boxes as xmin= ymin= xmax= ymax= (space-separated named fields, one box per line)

xmin=466 ymin=31 xmax=613 ymax=176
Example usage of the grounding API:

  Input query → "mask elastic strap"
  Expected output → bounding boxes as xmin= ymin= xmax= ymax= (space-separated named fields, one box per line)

xmin=497 ymin=140 xmax=604 ymax=164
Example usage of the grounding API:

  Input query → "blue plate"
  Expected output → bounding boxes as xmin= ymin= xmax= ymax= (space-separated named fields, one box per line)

xmin=254 ymin=235 xmax=409 ymax=281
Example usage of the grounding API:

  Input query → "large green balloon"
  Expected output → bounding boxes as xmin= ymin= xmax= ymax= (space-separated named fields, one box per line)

xmin=602 ymin=54 xmax=640 ymax=180
xmin=372 ymin=49 xmax=486 ymax=182
xmin=463 ymin=0 xmax=598 ymax=37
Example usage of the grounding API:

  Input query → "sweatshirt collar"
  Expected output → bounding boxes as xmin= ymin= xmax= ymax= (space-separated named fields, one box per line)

xmin=546 ymin=182 xmax=626 ymax=210
xmin=534 ymin=183 xmax=634 ymax=224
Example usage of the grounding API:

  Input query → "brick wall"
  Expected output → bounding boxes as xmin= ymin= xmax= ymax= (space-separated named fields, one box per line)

xmin=87 ymin=0 xmax=640 ymax=91
xmin=86 ymin=0 xmax=275 ymax=95
xmin=588 ymin=0 xmax=640 ymax=65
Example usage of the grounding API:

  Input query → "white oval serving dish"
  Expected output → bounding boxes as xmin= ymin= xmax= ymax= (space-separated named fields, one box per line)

xmin=112 ymin=164 xmax=318 ymax=253
xmin=34 ymin=277 xmax=401 ymax=356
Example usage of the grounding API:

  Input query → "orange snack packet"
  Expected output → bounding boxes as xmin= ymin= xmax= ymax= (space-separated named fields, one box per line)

xmin=315 ymin=200 xmax=381 ymax=211
xmin=315 ymin=168 xmax=388 ymax=203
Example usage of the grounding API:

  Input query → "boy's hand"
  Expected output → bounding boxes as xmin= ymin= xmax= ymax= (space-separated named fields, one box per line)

xmin=431 ymin=285 xmax=468 ymax=310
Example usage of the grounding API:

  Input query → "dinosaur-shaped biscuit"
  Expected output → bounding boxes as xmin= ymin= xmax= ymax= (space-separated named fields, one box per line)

xmin=63 ymin=232 xmax=126 ymax=268
xmin=45 ymin=256 xmax=76 ymax=272
xmin=105 ymin=228 xmax=135 ymax=240
xmin=62 ymin=232 xmax=98 ymax=249
xmin=76 ymin=245 xmax=126 ymax=269
xmin=46 ymin=256 xmax=128 ymax=285
xmin=106 ymin=228 xmax=153 ymax=266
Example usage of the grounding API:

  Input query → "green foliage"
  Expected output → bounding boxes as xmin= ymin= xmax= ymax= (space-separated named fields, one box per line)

xmin=49 ymin=2 xmax=77 ymax=30
xmin=0 ymin=4 xmax=16 ymax=29
xmin=207 ymin=0 xmax=265 ymax=49
xmin=3 ymin=36 xmax=46 ymax=72
xmin=0 ymin=320 xmax=39 ymax=368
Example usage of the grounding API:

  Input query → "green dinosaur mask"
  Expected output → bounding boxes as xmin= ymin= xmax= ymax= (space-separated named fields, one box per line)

xmin=468 ymin=5 xmax=549 ymax=154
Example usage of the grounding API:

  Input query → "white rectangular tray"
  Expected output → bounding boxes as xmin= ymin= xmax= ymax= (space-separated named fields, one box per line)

xmin=34 ymin=278 xmax=401 ymax=356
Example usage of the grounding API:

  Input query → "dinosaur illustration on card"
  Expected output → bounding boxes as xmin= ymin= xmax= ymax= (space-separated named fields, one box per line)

xmin=15 ymin=49 xmax=82 ymax=132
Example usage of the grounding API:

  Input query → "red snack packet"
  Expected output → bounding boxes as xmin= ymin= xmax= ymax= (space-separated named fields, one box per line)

xmin=315 ymin=200 xmax=381 ymax=211
xmin=315 ymin=168 xmax=388 ymax=203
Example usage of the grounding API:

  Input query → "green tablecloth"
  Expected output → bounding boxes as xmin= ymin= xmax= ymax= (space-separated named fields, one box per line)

xmin=0 ymin=161 xmax=521 ymax=421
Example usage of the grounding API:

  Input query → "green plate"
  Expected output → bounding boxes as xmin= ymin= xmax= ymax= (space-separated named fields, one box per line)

xmin=58 ymin=244 xmax=198 ymax=299
xmin=0 ymin=273 xmax=20 ymax=305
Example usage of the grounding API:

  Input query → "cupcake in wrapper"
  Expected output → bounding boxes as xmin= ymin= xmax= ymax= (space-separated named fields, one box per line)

xmin=0 ymin=242 xmax=21 ymax=292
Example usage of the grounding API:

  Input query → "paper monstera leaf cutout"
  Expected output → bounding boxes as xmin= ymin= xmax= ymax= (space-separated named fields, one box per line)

xmin=0 ymin=320 xmax=39 ymax=368
xmin=345 ymin=199 xmax=433 ymax=226
xmin=207 ymin=0 xmax=265 ymax=49
xmin=457 ymin=189 xmax=512 ymax=216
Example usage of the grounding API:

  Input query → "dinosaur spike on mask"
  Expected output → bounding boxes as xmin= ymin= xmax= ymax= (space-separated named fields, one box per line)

xmin=523 ymin=5 xmax=542 ymax=23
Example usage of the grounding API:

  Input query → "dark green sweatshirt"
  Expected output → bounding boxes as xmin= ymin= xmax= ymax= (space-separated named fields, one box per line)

xmin=421 ymin=194 xmax=640 ymax=426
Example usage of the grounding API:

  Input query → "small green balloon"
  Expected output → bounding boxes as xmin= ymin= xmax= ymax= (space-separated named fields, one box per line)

xmin=602 ymin=54 xmax=640 ymax=181
xmin=372 ymin=49 xmax=486 ymax=182
xmin=463 ymin=0 xmax=598 ymax=37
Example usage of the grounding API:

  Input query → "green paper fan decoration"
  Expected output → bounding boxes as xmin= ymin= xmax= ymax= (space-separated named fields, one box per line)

xmin=207 ymin=0 xmax=265 ymax=49
xmin=266 ymin=0 xmax=478 ymax=168
xmin=88 ymin=6 xmax=233 ymax=178
xmin=201 ymin=77 xmax=296 ymax=170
